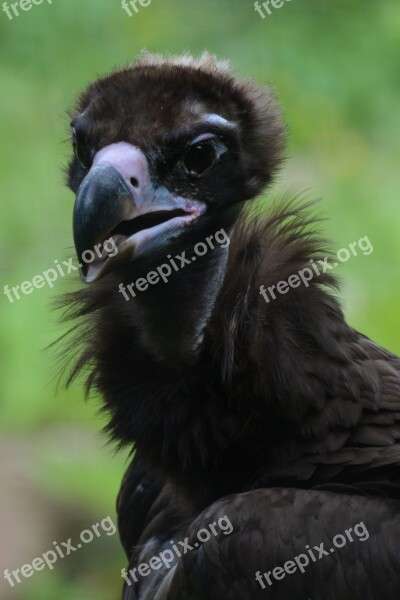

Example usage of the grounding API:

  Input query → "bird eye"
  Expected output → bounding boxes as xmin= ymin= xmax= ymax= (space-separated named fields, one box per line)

xmin=184 ymin=141 xmax=217 ymax=177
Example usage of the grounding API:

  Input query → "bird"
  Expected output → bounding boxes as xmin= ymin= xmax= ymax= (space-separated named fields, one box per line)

xmin=60 ymin=52 xmax=400 ymax=599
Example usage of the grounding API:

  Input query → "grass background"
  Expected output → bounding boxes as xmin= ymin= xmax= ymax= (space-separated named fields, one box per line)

xmin=0 ymin=0 xmax=399 ymax=597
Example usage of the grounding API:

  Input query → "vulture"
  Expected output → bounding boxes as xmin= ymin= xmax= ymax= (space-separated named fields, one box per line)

xmin=61 ymin=53 xmax=400 ymax=599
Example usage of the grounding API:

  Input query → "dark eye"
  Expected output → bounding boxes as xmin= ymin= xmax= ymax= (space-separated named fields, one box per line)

xmin=72 ymin=126 xmax=91 ymax=169
xmin=184 ymin=141 xmax=217 ymax=177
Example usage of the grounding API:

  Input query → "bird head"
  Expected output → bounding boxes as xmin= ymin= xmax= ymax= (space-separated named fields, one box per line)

xmin=68 ymin=53 xmax=285 ymax=283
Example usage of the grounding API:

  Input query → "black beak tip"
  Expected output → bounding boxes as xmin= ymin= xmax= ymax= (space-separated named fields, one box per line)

xmin=72 ymin=164 xmax=134 ymax=272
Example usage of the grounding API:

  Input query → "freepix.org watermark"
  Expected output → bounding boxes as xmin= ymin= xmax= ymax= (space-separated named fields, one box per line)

xmin=2 ymin=0 xmax=53 ymax=21
xmin=259 ymin=235 xmax=373 ymax=304
xmin=4 ymin=516 xmax=116 ymax=588
xmin=3 ymin=237 xmax=118 ymax=303
xmin=254 ymin=0 xmax=293 ymax=20
xmin=255 ymin=521 xmax=369 ymax=589
xmin=118 ymin=228 xmax=230 ymax=301
xmin=121 ymin=515 xmax=233 ymax=586
xmin=121 ymin=0 xmax=151 ymax=17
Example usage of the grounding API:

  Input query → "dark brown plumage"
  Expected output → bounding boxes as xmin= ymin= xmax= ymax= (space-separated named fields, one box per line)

xmin=60 ymin=53 xmax=400 ymax=599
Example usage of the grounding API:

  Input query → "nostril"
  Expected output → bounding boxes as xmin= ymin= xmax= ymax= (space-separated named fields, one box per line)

xmin=130 ymin=177 xmax=139 ymax=188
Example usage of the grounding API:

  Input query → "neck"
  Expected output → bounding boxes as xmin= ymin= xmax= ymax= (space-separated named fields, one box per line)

xmin=118 ymin=209 xmax=239 ymax=367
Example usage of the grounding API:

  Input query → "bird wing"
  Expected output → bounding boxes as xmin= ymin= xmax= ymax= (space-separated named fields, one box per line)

xmin=252 ymin=331 xmax=400 ymax=497
xmin=122 ymin=487 xmax=400 ymax=600
xmin=173 ymin=488 xmax=400 ymax=600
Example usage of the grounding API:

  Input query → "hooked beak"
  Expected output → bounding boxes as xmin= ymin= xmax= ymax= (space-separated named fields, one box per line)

xmin=73 ymin=143 xmax=206 ymax=283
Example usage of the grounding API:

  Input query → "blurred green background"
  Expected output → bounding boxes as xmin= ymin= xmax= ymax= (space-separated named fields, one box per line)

xmin=0 ymin=0 xmax=399 ymax=597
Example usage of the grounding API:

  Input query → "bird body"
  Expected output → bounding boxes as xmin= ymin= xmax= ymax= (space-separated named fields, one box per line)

xmin=62 ymin=53 xmax=400 ymax=599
